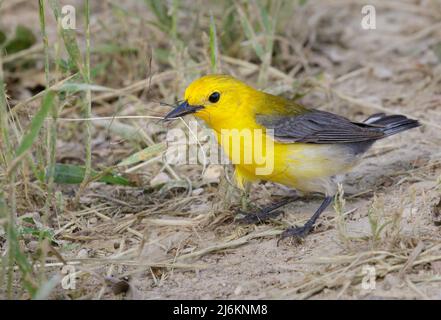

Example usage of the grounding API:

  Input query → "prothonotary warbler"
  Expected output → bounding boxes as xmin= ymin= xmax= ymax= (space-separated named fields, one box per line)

xmin=164 ymin=75 xmax=420 ymax=241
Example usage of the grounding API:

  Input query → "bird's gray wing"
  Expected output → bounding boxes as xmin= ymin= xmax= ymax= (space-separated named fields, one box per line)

xmin=256 ymin=110 xmax=384 ymax=144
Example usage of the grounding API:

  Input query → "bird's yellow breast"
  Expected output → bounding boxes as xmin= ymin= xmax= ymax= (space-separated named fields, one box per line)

xmin=214 ymin=128 xmax=357 ymax=193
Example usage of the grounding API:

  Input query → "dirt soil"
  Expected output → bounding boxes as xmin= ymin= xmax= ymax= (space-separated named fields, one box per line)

xmin=2 ymin=0 xmax=441 ymax=299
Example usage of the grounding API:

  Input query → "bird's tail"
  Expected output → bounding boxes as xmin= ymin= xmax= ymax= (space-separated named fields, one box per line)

xmin=363 ymin=113 xmax=420 ymax=137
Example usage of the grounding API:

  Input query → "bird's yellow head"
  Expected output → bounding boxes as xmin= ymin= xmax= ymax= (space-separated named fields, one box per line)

xmin=164 ymin=75 xmax=259 ymax=128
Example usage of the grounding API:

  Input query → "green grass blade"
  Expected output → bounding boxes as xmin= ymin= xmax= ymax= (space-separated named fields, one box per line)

xmin=144 ymin=0 xmax=172 ymax=33
xmin=14 ymin=91 xmax=55 ymax=159
xmin=9 ymin=223 xmax=37 ymax=296
xmin=48 ymin=0 xmax=84 ymax=77
xmin=57 ymin=82 xmax=114 ymax=93
xmin=236 ymin=4 xmax=264 ymax=60
xmin=3 ymin=25 xmax=36 ymax=55
xmin=117 ymin=143 xmax=166 ymax=167
xmin=209 ymin=14 xmax=219 ymax=73
xmin=257 ymin=2 xmax=271 ymax=33
xmin=32 ymin=274 xmax=61 ymax=300
xmin=50 ymin=163 xmax=133 ymax=186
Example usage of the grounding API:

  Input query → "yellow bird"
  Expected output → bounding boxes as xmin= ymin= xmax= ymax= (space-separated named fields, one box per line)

xmin=164 ymin=75 xmax=420 ymax=240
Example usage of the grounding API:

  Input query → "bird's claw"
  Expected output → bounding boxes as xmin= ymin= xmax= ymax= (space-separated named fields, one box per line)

xmin=277 ymin=225 xmax=312 ymax=245
xmin=235 ymin=210 xmax=283 ymax=224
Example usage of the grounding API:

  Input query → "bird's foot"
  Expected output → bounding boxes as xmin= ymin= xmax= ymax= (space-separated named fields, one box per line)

xmin=277 ymin=196 xmax=333 ymax=245
xmin=235 ymin=196 xmax=299 ymax=225
xmin=235 ymin=209 xmax=284 ymax=224
xmin=277 ymin=224 xmax=313 ymax=245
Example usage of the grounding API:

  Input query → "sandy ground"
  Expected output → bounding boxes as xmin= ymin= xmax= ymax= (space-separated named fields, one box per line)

xmin=2 ymin=0 xmax=441 ymax=299
xmin=134 ymin=2 xmax=441 ymax=300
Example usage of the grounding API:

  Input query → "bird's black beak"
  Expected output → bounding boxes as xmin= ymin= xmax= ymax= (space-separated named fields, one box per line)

xmin=163 ymin=101 xmax=204 ymax=121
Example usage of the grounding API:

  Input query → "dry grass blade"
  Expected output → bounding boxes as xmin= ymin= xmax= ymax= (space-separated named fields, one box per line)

xmin=176 ymin=229 xmax=281 ymax=262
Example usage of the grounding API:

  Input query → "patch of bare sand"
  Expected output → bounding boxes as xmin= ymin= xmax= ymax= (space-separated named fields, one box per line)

xmin=126 ymin=2 xmax=441 ymax=300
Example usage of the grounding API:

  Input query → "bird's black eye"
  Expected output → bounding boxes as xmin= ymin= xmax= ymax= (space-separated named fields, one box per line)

xmin=208 ymin=92 xmax=220 ymax=103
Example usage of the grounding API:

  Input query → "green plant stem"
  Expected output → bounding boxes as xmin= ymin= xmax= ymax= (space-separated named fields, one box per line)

xmin=0 ymin=58 xmax=11 ymax=168
xmin=257 ymin=0 xmax=281 ymax=87
xmin=0 ymin=45 xmax=15 ymax=300
xmin=83 ymin=0 xmax=92 ymax=184
xmin=76 ymin=0 xmax=93 ymax=201
xmin=209 ymin=13 xmax=219 ymax=73
xmin=7 ymin=174 xmax=16 ymax=299
xmin=39 ymin=0 xmax=50 ymax=85
xmin=39 ymin=0 xmax=53 ymax=289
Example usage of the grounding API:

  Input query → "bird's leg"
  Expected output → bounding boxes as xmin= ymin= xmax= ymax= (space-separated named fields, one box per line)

xmin=279 ymin=195 xmax=334 ymax=242
xmin=236 ymin=195 xmax=300 ymax=224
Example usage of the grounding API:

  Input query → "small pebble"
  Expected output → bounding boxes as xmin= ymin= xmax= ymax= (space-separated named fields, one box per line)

xmin=77 ymin=248 xmax=88 ymax=259
xmin=150 ymin=172 xmax=170 ymax=187
xmin=27 ymin=241 xmax=39 ymax=252
xmin=192 ymin=188 xmax=204 ymax=196
xmin=202 ymin=165 xmax=223 ymax=183
xmin=234 ymin=286 xmax=243 ymax=296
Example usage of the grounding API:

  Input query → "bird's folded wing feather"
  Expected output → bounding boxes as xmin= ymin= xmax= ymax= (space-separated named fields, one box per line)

xmin=255 ymin=109 xmax=384 ymax=144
